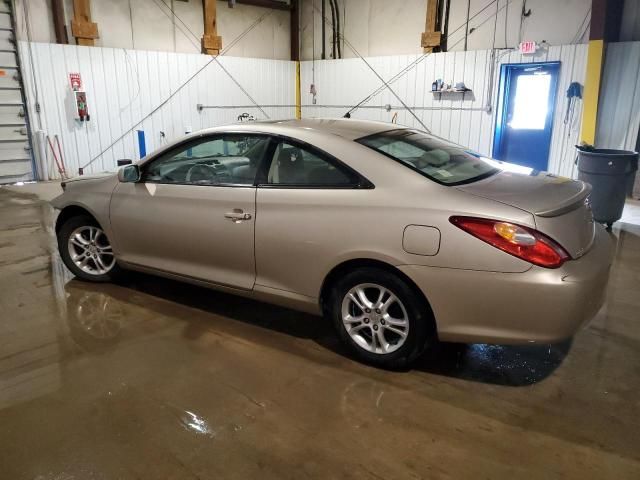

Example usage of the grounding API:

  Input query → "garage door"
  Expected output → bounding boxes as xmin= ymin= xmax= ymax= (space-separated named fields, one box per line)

xmin=0 ymin=4 xmax=32 ymax=184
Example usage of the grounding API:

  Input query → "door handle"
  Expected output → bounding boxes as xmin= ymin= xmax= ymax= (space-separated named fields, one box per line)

xmin=224 ymin=209 xmax=252 ymax=222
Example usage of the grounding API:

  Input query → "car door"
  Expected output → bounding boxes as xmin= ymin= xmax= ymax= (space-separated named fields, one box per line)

xmin=110 ymin=133 xmax=271 ymax=290
xmin=254 ymin=138 xmax=373 ymax=298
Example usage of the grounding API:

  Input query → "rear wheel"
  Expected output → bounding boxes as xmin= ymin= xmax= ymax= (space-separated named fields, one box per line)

xmin=58 ymin=215 xmax=121 ymax=282
xmin=328 ymin=267 xmax=435 ymax=368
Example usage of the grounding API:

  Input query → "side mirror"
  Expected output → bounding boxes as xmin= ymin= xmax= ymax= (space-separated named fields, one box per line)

xmin=117 ymin=164 xmax=140 ymax=183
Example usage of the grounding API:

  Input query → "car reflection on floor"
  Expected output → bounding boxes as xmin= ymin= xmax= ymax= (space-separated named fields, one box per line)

xmin=57 ymin=270 xmax=571 ymax=387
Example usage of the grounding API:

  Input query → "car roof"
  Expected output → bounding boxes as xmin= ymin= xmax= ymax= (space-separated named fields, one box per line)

xmin=202 ymin=118 xmax=406 ymax=141
xmin=262 ymin=118 xmax=405 ymax=140
xmin=140 ymin=118 xmax=409 ymax=166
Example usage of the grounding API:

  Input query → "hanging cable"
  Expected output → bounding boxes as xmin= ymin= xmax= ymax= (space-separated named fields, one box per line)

xmin=492 ymin=0 xmax=499 ymax=51
xmin=312 ymin=4 xmax=431 ymax=132
xmin=504 ymin=0 xmax=509 ymax=47
xmin=20 ymin=0 xmax=42 ymax=129
xmin=576 ymin=17 xmax=591 ymax=44
xmin=345 ymin=0 xmax=503 ymax=116
xmin=441 ymin=0 xmax=451 ymax=51
xmin=312 ymin=0 xmax=316 ymax=84
xmin=150 ymin=0 xmax=270 ymax=116
xmin=571 ymin=7 xmax=591 ymax=44
xmin=220 ymin=12 xmax=275 ymax=55
xmin=345 ymin=0 xmax=512 ymax=118
xmin=80 ymin=4 xmax=272 ymax=173
xmin=321 ymin=0 xmax=326 ymax=59
xmin=128 ymin=0 xmax=135 ymax=49
xmin=342 ymin=1 xmax=346 ymax=57
xmin=333 ymin=0 xmax=342 ymax=59
xmin=120 ymin=49 xmax=141 ymax=113
xmin=328 ymin=0 xmax=337 ymax=58
xmin=518 ymin=0 xmax=531 ymax=44
xmin=155 ymin=0 xmax=272 ymax=56
xmin=151 ymin=0 xmax=200 ymax=49
xmin=464 ymin=0 xmax=471 ymax=51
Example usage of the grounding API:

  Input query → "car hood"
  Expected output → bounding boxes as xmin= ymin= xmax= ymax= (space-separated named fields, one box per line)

xmin=456 ymin=170 xmax=590 ymax=217
xmin=63 ymin=172 xmax=115 ymax=183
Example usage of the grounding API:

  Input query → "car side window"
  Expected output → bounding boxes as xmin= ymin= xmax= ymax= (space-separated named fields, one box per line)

xmin=143 ymin=135 xmax=269 ymax=186
xmin=266 ymin=141 xmax=358 ymax=187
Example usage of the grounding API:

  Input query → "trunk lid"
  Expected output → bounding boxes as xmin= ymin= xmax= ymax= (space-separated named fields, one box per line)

xmin=456 ymin=171 xmax=596 ymax=258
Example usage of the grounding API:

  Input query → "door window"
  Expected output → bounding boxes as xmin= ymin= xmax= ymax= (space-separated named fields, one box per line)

xmin=509 ymin=73 xmax=552 ymax=130
xmin=265 ymin=141 xmax=359 ymax=187
xmin=143 ymin=135 xmax=269 ymax=186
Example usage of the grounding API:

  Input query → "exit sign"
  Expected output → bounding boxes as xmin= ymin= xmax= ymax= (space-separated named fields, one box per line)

xmin=519 ymin=41 xmax=537 ymax=54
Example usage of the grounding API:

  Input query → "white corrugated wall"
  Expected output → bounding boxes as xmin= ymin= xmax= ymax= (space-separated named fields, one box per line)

xmin=19 ymin=42 xmax=296 ymax=179
xmin=595 ymin=42 xmax=640 ymax=151
xmin=301 ymin=44 xmax=588 ymax=178
xmin=19 ymin=41 xmax=591 ymax=180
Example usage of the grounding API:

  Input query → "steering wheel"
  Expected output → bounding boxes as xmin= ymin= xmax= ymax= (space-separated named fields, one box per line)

xmin=186 ymin=164 xmax=217 ymax=183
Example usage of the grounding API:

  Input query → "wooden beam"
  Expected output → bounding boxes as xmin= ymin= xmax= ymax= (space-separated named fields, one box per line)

xmin=71 ymin=0 xmax=98 ymax=46
xmin=421 ymin=0 xmax=441 ymax=53
xmin=202 ymin=0 xmax=223 ymax=55
xmin=50 ymin=0 xmax=68 ymax=44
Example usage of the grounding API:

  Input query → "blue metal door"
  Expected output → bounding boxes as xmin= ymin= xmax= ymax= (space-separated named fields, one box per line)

xmin=493 ymin=62 xmax=560 ymax=171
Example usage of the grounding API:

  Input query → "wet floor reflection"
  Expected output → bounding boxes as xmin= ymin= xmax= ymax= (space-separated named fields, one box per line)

xmin=63 ymin=281 xmax=126 ymax=350
xmin=415 ymin=340 xmax=571 ymax=386
xmin=58 ymin=271 xmax=570 ymax=387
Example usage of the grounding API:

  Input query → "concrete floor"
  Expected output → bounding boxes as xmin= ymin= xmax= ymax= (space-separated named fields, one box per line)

xmin=0 ymin=184 xmax=639 ymax=479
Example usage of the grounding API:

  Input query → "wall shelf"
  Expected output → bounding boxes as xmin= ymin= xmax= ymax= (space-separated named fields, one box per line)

xmin=432 ymin=89 xmax=472 ymax=100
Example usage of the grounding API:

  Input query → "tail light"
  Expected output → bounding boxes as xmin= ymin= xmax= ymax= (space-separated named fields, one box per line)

xmin=450 ymin=216 xmax=570 ymax=268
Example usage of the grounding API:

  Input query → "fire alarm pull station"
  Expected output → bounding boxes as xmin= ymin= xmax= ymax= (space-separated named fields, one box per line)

xmin=68 ymin=72 xmax=90 ymax=122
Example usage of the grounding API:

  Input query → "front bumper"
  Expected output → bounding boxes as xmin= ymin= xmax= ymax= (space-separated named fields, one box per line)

xmin=399 ymin=226 xmax=614 ymax=344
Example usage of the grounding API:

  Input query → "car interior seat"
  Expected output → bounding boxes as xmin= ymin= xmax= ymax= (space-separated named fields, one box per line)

xmin=275 ymin=146 xmax=305 ymax=183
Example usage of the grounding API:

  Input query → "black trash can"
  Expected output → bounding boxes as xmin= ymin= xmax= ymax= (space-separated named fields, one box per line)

xmin=626 ymin=154 xmax=639 ymax=197
xmin=576 ymin=147 xmax=639 ymax=228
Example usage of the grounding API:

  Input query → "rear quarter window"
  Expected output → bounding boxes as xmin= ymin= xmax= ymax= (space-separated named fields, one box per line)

xmin=357 ymin=129 xmax=498 ymax=186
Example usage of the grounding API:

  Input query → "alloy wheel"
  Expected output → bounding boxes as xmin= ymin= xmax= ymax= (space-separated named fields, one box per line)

xmin=341 ymin=283 xmax=409 ymax=354
xmin=67 ymin=226 xmax=115 ymax=276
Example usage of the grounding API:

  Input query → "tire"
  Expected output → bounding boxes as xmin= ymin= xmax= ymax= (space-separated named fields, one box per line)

xmin=328 ymin=267 xmax=435 ymax=369
xmin=57 ymin=214 xmax=122 ymax=282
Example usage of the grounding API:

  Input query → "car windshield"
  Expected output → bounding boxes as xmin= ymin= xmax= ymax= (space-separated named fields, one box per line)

xmin=357 ymin=129 xmax=499 ymax=185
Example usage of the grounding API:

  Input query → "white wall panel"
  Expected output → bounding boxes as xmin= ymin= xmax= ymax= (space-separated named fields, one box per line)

xmin=596 ymin=42 xmax=640 ymax=151
xmin=20 ymin=42 xmax=296 ymax=179
xmin=302 ymin=44 xmax=588 ymax=177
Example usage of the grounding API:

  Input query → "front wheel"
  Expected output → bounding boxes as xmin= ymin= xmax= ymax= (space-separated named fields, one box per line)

xmin=328 ymin=268 xmax=435 ymax=368
xmin=58 ymin=215 xmax=121 ymax=282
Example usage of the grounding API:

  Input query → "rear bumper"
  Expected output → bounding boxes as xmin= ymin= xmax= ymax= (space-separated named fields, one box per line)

xmin=399 ymin=226 xmax=614 ymax=344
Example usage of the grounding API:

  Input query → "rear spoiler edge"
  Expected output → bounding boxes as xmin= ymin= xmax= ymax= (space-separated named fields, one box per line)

xmin=535 ymin=181 xmax=593 ymax=217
